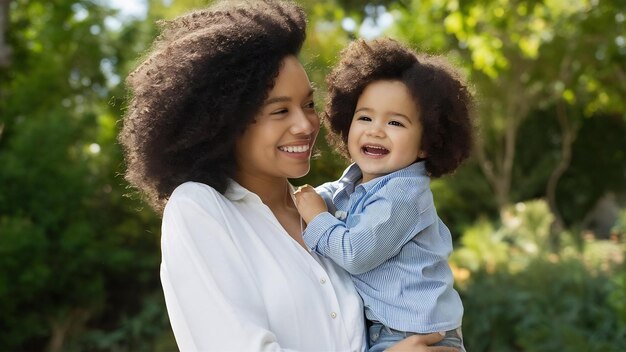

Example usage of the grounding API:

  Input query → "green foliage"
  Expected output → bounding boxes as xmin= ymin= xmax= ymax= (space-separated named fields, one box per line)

xmin=451 ymin=200 xmax=554 ymax=273
xmin=451 ymin=218 xmax=509 ymax=273
xmin=431 ymin=163 xmax=498 ymax=238
xmin=0 ymin=0 xmax=164 ymax=350
xmin=557 ymin=115 xmax=626 ymax=225
xmin=386 ymin=0 xmax=626 ymax=220
xmin=0 ymin=217 xmax=49 ymax=347
xmin=2 ymin=0 xmax=625 ymax=349
xmin=452 ymin=199 xmax=626 ymax=351
xmin=69 ymin=293 xmax=171 ymax=352
xmin=461 ymin=259 xmax=626 ymax=351
xmin=613 ymin=209 xmax=626 ymax=236
xmin=608 ymin=262 xmax=626 ymax=326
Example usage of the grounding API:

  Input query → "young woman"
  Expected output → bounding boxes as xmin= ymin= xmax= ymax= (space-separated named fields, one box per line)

xmin=119 ymin=0 xmax=458 ymax=350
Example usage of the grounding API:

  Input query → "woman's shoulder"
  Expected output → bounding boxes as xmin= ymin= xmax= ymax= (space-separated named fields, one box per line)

xmin=162 ymin=182 xmax=241 ymax=237
xmin=171 ymin=181 xmax=222 ymax=198
xmin=166 ymin=181 xmax=228 ymax=212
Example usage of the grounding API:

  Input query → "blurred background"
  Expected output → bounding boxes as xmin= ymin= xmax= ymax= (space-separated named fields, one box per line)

xmin=1 ymin=0 xmax=625 ymax=350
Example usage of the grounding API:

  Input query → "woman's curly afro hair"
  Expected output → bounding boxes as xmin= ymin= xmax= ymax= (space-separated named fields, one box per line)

xmin=325 ymin=38 xmax=474 ymax=178
xmin=118 ymin=0 xmax=307 ymax=211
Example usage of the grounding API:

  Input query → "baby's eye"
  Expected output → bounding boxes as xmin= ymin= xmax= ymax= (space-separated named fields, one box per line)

xmin=357 ymin=116 xmax=372 ymax=122
xmin=389 ymin=120 xmax=404 ymax=127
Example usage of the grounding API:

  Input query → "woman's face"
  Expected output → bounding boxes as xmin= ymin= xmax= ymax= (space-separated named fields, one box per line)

xmin=234 ymin=55 xmax=320 ymax=181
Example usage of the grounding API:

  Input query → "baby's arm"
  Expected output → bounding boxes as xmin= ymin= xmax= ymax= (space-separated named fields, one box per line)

xmin=293 ymin=185 xmax=328 ymax=223
xmin=302 ymin=179 xmax=437 ymax=275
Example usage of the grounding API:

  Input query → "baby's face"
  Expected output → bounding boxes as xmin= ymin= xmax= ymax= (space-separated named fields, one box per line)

xmin=347 ymin=80 xmax=424 ymax=183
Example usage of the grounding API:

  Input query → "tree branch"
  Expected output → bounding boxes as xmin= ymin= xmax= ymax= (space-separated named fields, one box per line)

xmin=0 ymin=0 xmax=11 ymax=67
xmin=546 ymin=100 xmax=576 ymax=234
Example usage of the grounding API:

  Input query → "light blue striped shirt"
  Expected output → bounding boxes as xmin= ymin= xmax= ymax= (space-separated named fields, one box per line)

xmin=303 ymin=161 xmax=463 ymax=333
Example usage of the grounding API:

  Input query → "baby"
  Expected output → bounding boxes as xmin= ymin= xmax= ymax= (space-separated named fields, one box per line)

xmin=294 ymin=38 xmax=473 ymax=352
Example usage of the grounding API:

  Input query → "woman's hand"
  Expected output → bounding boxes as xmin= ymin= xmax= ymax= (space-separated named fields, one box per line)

xmin=293 ymin=184 xmax=327 ymax=223
xmin=386 ymin=332 xmax=459 ymax=352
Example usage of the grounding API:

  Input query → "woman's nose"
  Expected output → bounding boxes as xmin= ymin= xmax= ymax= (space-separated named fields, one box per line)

xmin=291 ymin=109 xmax=319 ymax=135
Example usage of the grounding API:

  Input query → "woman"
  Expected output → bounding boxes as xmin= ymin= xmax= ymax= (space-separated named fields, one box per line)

xmin=119 ymin=0 xmax=457 ymax=350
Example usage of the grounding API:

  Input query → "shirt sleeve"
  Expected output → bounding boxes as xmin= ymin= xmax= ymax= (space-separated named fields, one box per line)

xmin=303 ymin=179 xmax=437 ymax=275
xmin=160 ymin=186 xmax=298 ymax=351
xmin=315 ymin=181 xmax=339 ymax=210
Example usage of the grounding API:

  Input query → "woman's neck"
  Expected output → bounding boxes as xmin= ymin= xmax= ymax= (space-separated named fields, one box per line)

xmin=234 ymin=172 xmax=294 ymax=210
xmin=235 ymin=171 xmax=305 ymax=247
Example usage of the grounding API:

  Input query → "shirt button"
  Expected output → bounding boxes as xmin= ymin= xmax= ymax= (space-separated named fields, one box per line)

xmin=330 ymin=312 xmax=337 ymax=319
xmin=320 ymin=278 xmax=326 ymax=284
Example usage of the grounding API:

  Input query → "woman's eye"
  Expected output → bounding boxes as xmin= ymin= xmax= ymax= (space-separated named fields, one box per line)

xmin=389 ymin=120 xmax=404 ymax=127
xmin=304 ymin=101 xmax=316 ymax=110
xmin=271 ymin=109 xmax=288 ymax=115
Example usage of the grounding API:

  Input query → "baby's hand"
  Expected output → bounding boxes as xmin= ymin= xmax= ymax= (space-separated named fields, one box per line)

xmin=293 ymin=185 xmax=328 ymax=224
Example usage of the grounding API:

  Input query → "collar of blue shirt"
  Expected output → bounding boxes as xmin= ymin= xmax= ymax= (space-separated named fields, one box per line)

xmin=339 ymin=161 xmax=427 ymax=194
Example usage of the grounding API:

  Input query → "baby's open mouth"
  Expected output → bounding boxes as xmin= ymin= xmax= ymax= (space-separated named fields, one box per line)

xmin=362 ymin=145 xmax=389 ymax=156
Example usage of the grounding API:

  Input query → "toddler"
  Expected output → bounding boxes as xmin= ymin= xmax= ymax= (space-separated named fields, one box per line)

xmin=294 ymin=38 xmax=473 ymax=352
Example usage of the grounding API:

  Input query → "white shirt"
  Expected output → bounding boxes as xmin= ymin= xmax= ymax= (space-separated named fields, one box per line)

xmin=160 ymin=181 xmax=366 ymax=351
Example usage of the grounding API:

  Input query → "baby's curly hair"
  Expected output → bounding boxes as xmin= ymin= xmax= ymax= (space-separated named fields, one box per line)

xmin=325 ymin=38 xmax=474 ymax=178
xmin=118 ymin=0 xmax=307 ymax=211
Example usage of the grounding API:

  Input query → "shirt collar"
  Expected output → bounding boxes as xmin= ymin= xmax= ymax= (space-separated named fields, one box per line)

xmin=224 ymin=179 xmax=253 ymax=201
xmin=340 ymin=161 xmax=427 ymax=193
xmin=335 ymin=163 xmax=362 ymax=194
xmin=224 ymin=178 xmax=296 ymax=203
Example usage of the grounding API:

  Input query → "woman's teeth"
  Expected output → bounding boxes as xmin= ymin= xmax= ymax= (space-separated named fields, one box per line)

xmin=279 ymin=145 xmax=310 ymax=153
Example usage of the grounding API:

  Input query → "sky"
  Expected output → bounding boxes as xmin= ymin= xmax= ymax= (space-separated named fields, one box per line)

xmin=108 ymin=0 xmax=148 ymax=19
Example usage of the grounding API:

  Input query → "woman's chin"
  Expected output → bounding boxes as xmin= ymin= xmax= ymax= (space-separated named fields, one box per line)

xmin=286 ymin=166 xmax=310 ymax=179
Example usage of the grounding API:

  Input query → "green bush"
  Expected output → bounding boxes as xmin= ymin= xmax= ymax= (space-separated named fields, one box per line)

xmin=461 ymin=259 xmax=626 ymax=351
xmin=451 ymin=200 xmax=554 ymax=275
xmin=612 ymin=209 xmax=626 ymax=236
xmin=452 ymin=200 xmax=626 ymax=351
xmin=608 ymin=262 xmax=626 ymax=328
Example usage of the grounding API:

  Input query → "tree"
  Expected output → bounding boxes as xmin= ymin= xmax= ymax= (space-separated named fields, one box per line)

xmin=0 ymin=1 xmax=164 ymax=350
xmin=0 ymin=0 xmax=10 ymax=66
xmin=387 ymin=0 xmax=626 ymax=232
